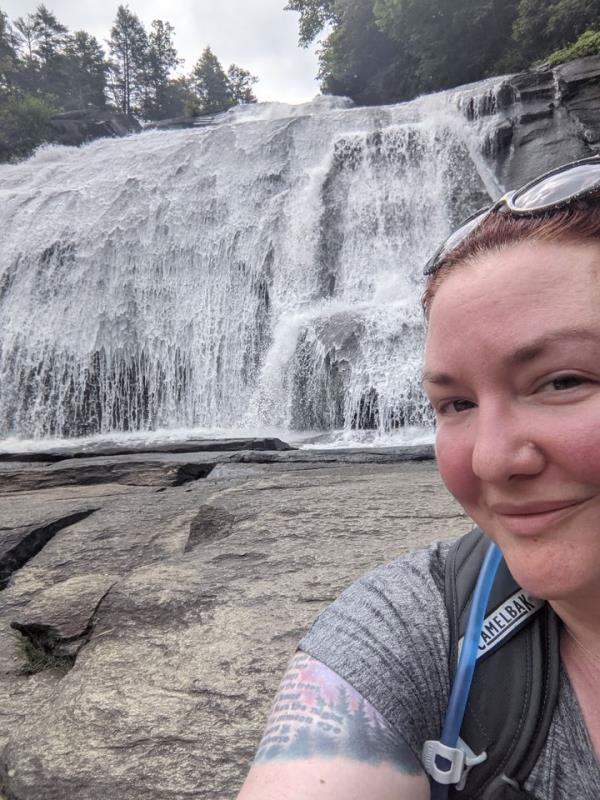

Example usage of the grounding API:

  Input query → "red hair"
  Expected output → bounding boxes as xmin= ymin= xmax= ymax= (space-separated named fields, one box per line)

xmin=421 ymin=201 xmax=600 ymax=316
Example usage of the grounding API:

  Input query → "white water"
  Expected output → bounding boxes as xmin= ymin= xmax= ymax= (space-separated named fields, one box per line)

xmin=0 ymin=88 xmax=500 ymax=448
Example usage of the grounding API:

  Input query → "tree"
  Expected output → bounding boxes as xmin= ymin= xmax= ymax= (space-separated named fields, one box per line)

xmin=226 ymin=64 xmax=258 ymax=104
xmin=13 ymin=13 xmax=36 ymax=60
xmin=0 ymin=10 xmax=19 ymax=97
xmin=511 ymin=0 xmax=600 ymax=65
xmin=0 ymin=91 xmax=57 ymax=162
xmin=107 ymin=5 xmax=149 ymax=115
xmin=284 ymin=0 xmax=339 ymax=47
xmin=373 ymin=0 xmax=519 ymax=94
xmin=64 ymin=31 xmax=109 ymax=109
xmin=31 ymin=4 xmax=68 ymax=66
xmin=143 ymin=19 xmax=181 ymax=119
xmin=190 ymin=46 xmax=233 ymax=114
xmin=318 ymin=0 xmax=411 ymax=104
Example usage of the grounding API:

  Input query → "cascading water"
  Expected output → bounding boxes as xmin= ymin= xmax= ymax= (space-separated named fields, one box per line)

xmin=0 ymin=90 xmax=497 ymax=447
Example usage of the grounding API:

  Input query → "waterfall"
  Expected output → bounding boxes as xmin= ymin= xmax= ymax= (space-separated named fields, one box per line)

xmin=0 ymin=91 xmax=495 ymax=446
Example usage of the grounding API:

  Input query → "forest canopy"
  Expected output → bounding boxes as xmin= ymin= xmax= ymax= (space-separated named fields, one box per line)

xmin=286 ymin=0 xmax=600 ymax=104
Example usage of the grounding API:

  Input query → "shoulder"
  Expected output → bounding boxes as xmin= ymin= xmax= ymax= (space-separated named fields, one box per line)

xmin=299 ymin=539 xmax=455 ymax=755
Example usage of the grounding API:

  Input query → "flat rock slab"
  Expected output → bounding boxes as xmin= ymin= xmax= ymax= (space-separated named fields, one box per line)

xmin=0 ymin=437 xmax=296 ymax=463
xmin=0 ymin=454 xmax=467 ymax=800
xmin=0 ymin=446 xmax=435 ymax=493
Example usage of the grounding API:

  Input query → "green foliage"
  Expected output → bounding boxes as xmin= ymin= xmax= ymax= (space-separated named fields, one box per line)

xmin=189 ymin=47 xmax=257 ymax=114
xmin=512 ymin=0 xmax=600 ymax=65
xmin=227 ymin=64 xmax=258 ymax=104
xmin=291 ymin=0 xmax=600 ymax=105
xmin=191 ymin=46 xmax=233 ymax=114
xmin=0 ymin=91 xmax=58 ymax=162
xmin=107 ymin=5 xmax=149 ymax=115
xmin=143 ymin=19 xmax=181 ymax=119
xmin=0 ymin=3 xmax=261 ymax=158
xmin=0 ymin=9 xmax=19 ymax=96
xmin=285 ymin=0 xmax=339 ymax=47
xmin=64 ymin=31 xmax=108 ymax=109
xmin=545 ymin=29 xmax=600 ymax=66
xmin=318 ymin=0 xmax=412 ymax=104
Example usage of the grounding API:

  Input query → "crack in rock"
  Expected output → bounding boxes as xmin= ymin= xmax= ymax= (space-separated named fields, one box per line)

xmin=0 ymin=510 xmax=97 ymax=590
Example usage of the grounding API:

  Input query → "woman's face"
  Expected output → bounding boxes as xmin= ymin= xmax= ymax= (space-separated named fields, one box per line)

xmin=423 ymin=240 xmax=600 ymax=603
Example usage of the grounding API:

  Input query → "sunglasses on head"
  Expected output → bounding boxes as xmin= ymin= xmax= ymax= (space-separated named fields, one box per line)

xmin=424 ymin=155 xmax=600 ymax=276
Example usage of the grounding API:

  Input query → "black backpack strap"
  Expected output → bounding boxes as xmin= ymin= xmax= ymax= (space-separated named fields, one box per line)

xmin=444 ymin=529 xmax=561 ymax=799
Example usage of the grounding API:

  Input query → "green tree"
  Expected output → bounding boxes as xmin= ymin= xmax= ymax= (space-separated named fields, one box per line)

xmin=64 ymin=31 xmax=108 ymax=109
xmin=142 ymin=19 xmax=181 ymax=119
xmin=190 ymin=46 xmax=233 ymax=114
xmin=374 ymin=0 xmax=519 ymax=93
xmin=107 ymin=5 xmax=149 ymax=115
xmin=13 ymin=13 xmax=36 ymax=60
xmin=31 ymin=4 xmax=68 ymax=66
xmin=226 ymin=63 xmax=258 ymax=104
xmin=12 ymin=6 xmax=73 ymax=104
xmin=0 ymin=91 xmax=57 ymax=162
xmin=511 ymin=0 xmax=600 ymax=65
xmin=0 ymin=10 xmax=19 ymax=97
xmin=285 ymin=0 xmax=339 ymax=47
xmin=318 ymin=0 xmax=411 ymax=104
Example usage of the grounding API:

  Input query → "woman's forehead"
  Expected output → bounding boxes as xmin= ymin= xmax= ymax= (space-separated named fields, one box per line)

xmin=424 ymin=240 xmax=600 ymax=365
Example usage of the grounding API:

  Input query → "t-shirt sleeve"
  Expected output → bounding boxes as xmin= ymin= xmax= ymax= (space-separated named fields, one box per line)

xmin=298 ymin=540 xmax=453 ymax=761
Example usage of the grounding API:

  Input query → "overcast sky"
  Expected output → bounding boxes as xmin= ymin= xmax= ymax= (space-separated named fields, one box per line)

xmin=3 ymin=0 xmax=322 ymax=103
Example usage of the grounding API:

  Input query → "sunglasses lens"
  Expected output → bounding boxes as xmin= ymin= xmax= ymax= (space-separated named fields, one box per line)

xmin=513 ymin=162 xmax=600 ymax=209
xmin=425 ymin=209 xmax=489 ymax=274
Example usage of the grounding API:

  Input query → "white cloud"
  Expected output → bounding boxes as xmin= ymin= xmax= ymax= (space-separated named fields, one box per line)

xmin=3 ymin=0 xmax=322 ymax=103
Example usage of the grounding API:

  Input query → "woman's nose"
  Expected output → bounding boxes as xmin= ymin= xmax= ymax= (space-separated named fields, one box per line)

xmin=471 ymin=405 xmax=546 ymax=483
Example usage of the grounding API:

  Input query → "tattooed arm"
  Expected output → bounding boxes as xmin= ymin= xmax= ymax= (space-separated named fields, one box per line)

xmin=237 ymin=651 xmax=430 ymax=800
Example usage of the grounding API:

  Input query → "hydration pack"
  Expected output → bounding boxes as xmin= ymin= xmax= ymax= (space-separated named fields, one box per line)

xmin=443 ymin=529 xmax=561 ymax=799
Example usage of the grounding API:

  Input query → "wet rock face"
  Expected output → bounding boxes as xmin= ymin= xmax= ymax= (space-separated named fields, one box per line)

xmin=0 ymin=440 xmax=468 ymax=800
xmin=48 ymin=109 xmax=141 ymax=147
xmin=461 ymin=54 xmax=600 ymax=188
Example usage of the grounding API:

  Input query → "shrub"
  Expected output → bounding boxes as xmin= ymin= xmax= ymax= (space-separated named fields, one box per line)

xmin=0 ymin=92 xmax=59 ymax=163
xmin=545 ymin=29 xmax=600 ymax=66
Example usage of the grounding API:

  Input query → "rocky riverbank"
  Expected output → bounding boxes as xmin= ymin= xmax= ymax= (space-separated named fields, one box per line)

xmin=0 ymin=438 xmax=470 ymax=799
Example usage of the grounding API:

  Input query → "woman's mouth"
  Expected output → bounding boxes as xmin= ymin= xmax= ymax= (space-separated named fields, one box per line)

xmin=490 ymin=498 xmax=592 ymax=536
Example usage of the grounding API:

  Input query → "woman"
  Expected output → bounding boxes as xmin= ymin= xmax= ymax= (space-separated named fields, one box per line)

xmin=237 ymin=157 xmax=600 ymax=799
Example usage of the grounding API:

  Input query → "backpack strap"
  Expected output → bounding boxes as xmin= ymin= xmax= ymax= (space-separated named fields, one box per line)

xmin=444 ymin=529 xmax=561 ymax=799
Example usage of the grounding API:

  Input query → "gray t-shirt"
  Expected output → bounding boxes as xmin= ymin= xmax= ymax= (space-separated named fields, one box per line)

xmin=298 ymin=540 xmax=600 ymax=799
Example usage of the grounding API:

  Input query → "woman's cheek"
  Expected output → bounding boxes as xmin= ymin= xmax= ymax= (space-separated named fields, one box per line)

xmin=435 ymin=428 xmax=477 ymax=508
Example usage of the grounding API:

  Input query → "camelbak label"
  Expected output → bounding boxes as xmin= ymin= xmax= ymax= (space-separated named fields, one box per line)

xmin=459 ymin=590 xmax=544 ymax=661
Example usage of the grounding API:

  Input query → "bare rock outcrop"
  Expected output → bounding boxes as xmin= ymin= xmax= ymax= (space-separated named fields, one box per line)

xmin=0 ymin=441 xmax=468 ymax=800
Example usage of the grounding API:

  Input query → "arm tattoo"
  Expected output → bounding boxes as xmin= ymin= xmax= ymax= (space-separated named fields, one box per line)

xmin=254 ymin=651 xmax=422 ymax=775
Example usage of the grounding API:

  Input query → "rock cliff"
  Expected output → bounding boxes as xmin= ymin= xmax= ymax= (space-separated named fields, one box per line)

xmin=460 ymin=54 xmax=600 ymax=187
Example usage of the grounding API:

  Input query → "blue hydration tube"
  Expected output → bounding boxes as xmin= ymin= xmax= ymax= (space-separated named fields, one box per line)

xmin=431 ymin=542 xmax=503 ymax=800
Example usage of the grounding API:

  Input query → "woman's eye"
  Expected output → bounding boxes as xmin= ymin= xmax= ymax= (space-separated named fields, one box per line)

xmin=544 ymin=374 xmax=587 ymax=391
xmin=438 ymin=398 xmax=475 ymax=414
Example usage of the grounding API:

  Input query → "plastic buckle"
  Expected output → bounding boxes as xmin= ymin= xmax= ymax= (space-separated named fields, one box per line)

xmin=422 ymin=737 xmax=487 ymax=790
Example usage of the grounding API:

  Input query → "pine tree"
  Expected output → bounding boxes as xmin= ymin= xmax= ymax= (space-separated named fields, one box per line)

xmin=31 ymin=4 xmax=68 ymax=66
xmin=0 ymin=10 xmax=18 ymax=97
xmin=64 ymin=31 xmax=108 ymax=109
xmin=107 ymin=5 xmax=149 ymax=115
xmin=144 ymin=19 xmax=181 ymax=119
xmin=226 ymin=64 xmax=258 ymax=105
xmin=13 ymin=13 xmax=36 ymax=61
xmin=190 ymin=46 xmax=233 ymax=114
